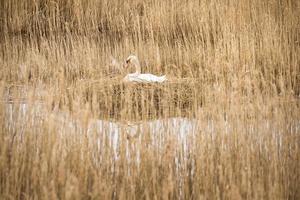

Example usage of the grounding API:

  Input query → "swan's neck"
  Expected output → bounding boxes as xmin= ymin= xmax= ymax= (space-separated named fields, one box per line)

xmin=132 ymin=58 xmax=141 ymax=74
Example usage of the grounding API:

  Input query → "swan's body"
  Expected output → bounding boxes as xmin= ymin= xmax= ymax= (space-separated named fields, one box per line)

xmin=123 ymin=55 xmax=167 ymax=83
xmin=124 ymin=72 xmax=166 ymax=83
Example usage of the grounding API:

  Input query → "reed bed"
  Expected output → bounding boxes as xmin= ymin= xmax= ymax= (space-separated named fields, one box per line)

xmin=0 ymin=0 xmax=300 ymax=199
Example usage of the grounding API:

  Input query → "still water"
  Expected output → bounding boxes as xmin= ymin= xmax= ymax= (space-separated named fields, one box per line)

xmin=4 ymin=101 xmax=200 ymax=161
xmin=5 ymin=99 xmax=295 ymax=166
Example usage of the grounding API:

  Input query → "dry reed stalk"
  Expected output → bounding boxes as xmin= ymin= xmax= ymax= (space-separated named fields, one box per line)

xmin=0 ymin=0 xmax=299 ymax=199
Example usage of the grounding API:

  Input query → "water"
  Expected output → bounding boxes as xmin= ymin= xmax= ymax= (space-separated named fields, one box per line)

xmin=87 ymin=117 xmax=198 ymax=161
xmin=4 ymin=99 xmax=297 ymax=167
xmin=4 ymin=101 xmax=199 ymax=162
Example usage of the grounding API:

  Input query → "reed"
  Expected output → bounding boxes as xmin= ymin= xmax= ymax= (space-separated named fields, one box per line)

xmin=0 ymin=0 xmax=299 ymax=199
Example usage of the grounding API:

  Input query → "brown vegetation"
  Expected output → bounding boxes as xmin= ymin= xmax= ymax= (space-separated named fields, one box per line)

xmin=0 ymin=0 xmax=299 ymax=199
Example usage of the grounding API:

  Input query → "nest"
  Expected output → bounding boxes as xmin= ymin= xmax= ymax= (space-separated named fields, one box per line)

xmin=81 ymin=77 xmax=203 ymax=121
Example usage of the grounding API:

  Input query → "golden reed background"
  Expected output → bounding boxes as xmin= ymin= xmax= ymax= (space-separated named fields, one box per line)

xmin=0 ymin=0 xmax=299 ymax=199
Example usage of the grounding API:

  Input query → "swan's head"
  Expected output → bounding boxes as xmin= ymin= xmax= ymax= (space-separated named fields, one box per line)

xmin=124 ymin=54 xmax=141 ymax=73
xmin=125 ymin=55 xmax=139 ymax=66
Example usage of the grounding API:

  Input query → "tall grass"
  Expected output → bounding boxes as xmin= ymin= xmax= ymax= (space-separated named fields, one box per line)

xmin=0 ymin=0 xmax=300 ymax=199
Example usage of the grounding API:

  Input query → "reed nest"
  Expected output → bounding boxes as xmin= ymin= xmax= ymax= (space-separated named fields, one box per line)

xmin=77 ymin=78 xmax=203 ymax=121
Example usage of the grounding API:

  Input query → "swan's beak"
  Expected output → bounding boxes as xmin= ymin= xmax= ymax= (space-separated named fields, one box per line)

xmin=124 ymin=59 xmax=130 ymax=68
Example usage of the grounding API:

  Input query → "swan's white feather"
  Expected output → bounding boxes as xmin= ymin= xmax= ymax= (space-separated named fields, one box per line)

xmin=123 ymin=73 xmax=167 ymax=83
xmin=123 ymin=55 xmax=167 ymax=83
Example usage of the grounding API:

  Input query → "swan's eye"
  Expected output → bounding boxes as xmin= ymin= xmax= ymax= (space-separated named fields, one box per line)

xmin=126 ymin=59 xmax=130 ymax=64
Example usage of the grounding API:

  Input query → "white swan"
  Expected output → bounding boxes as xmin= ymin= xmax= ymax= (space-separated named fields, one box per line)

xmin=123 ymin=55 xmax=167 ymax=83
